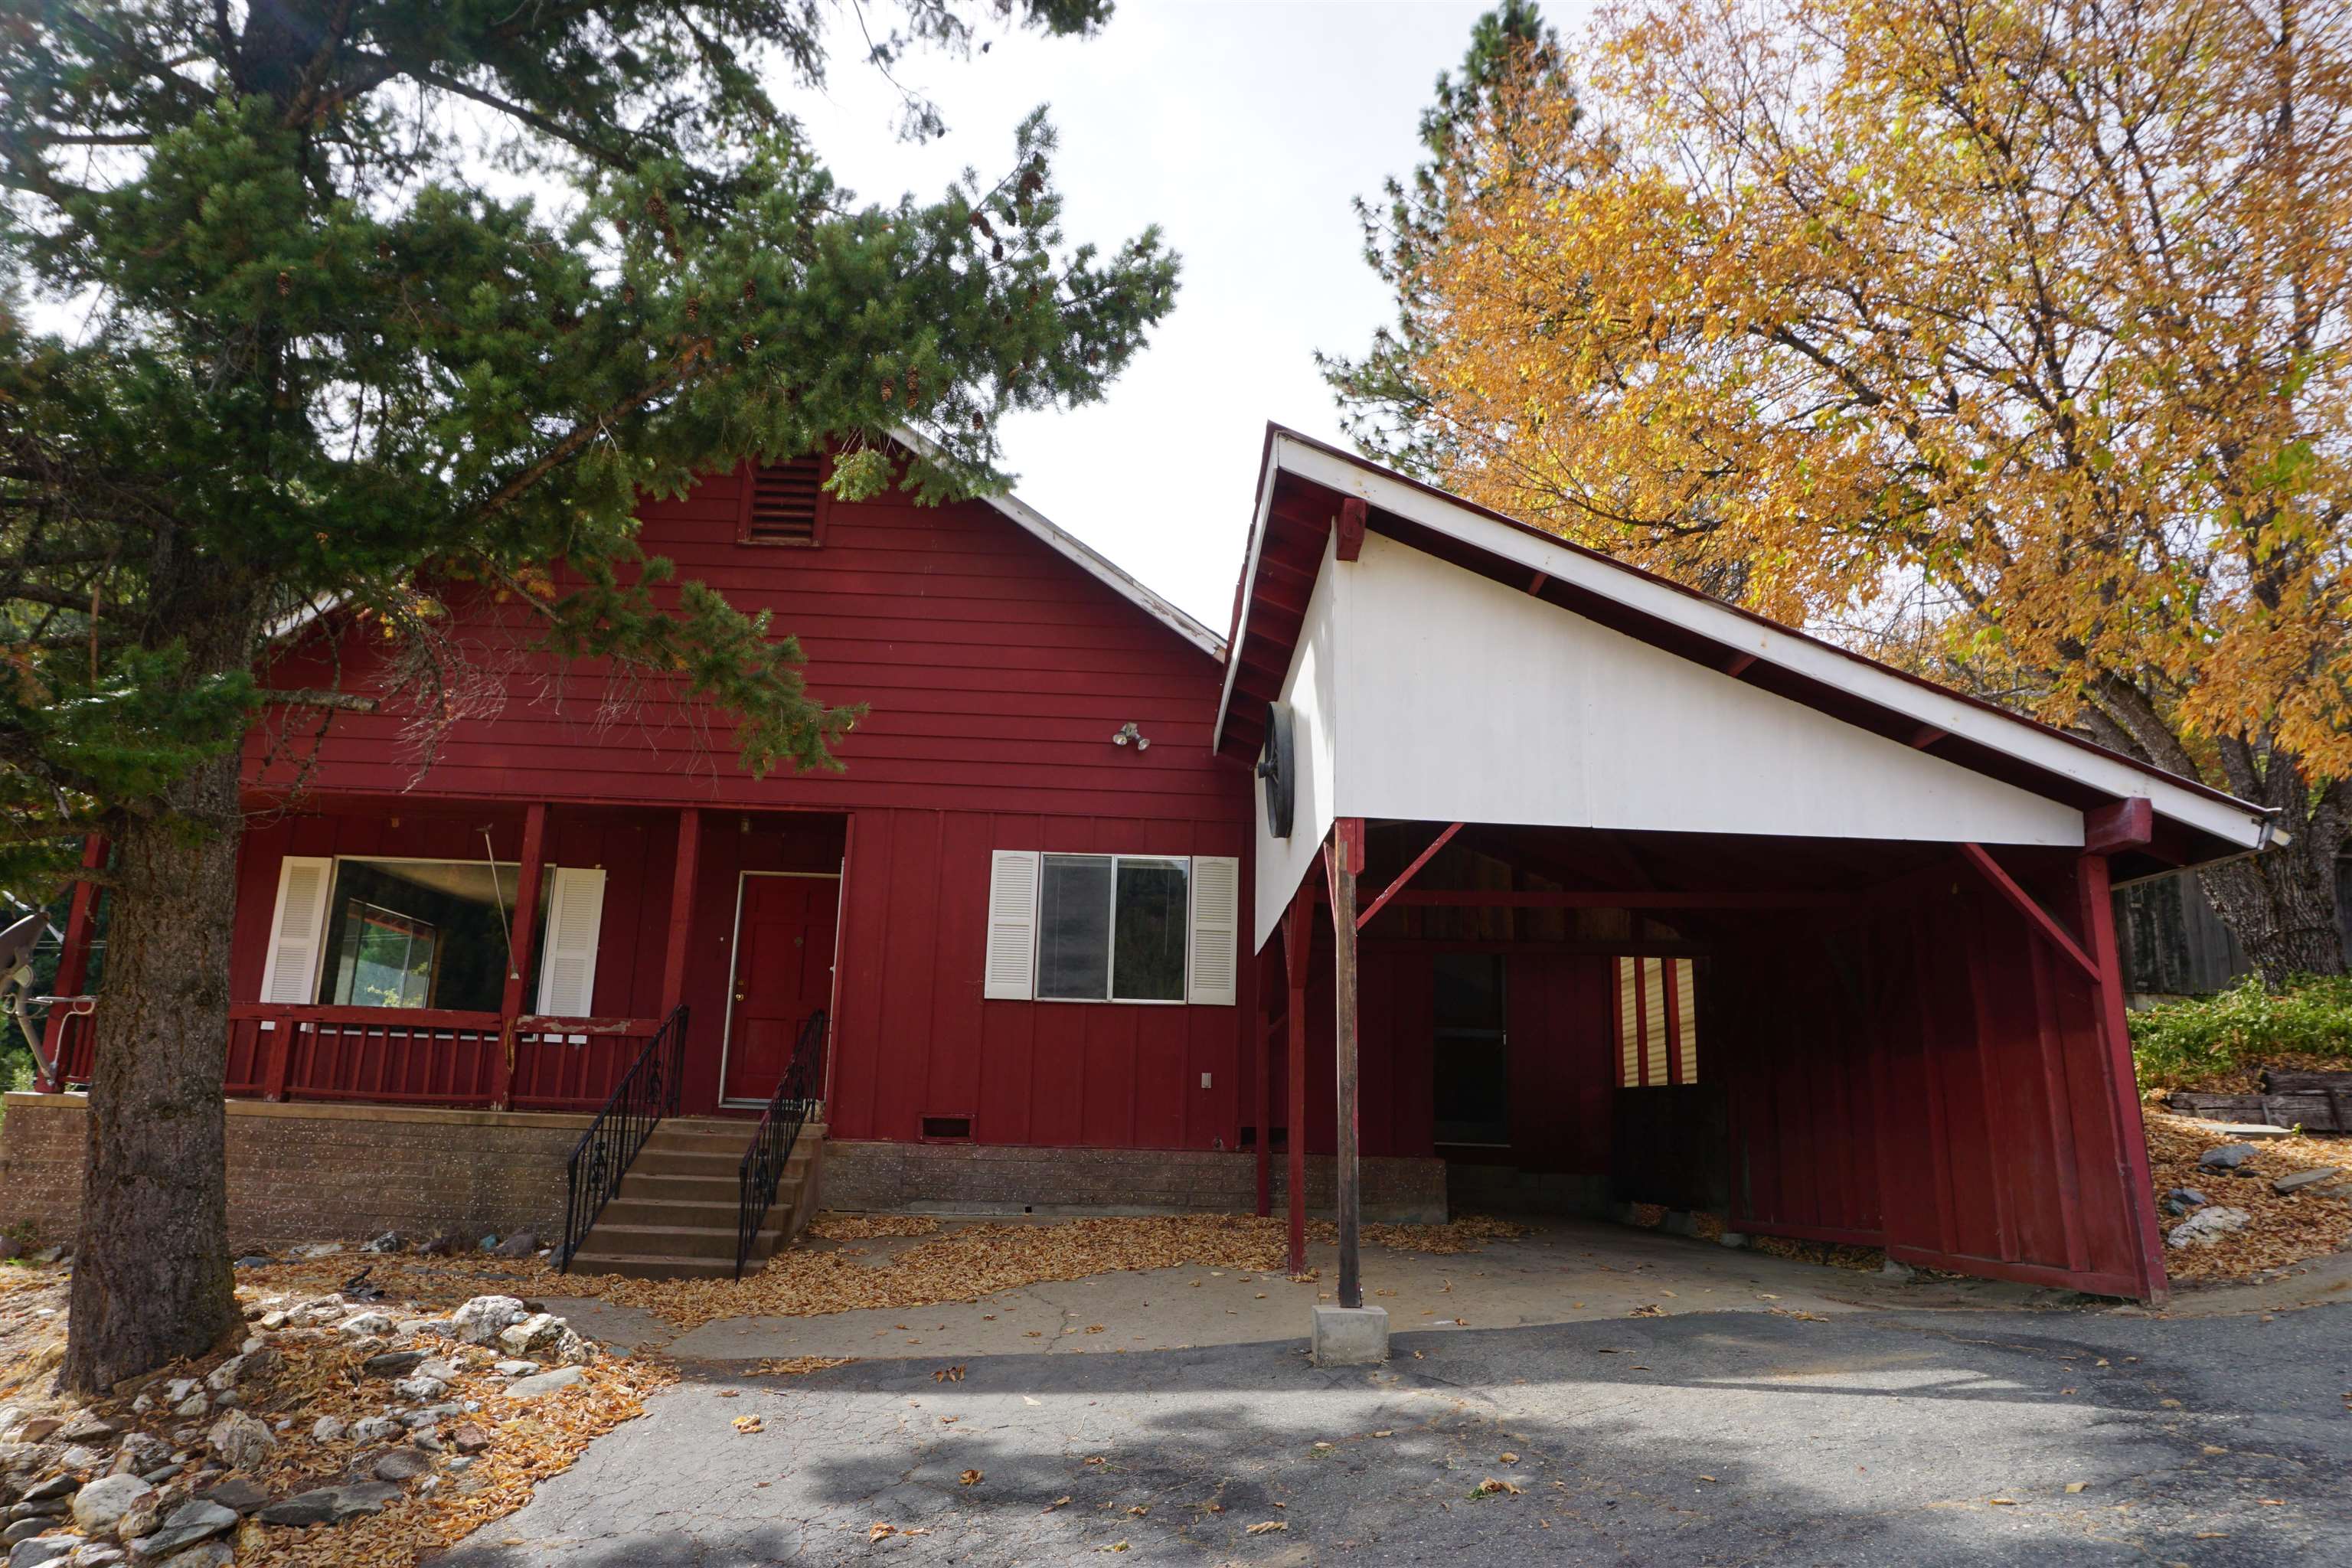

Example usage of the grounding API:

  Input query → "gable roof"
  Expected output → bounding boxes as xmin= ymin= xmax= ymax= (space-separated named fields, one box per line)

xmin=1214 ymin=423 xmax=2272 ymax=873
xmin=891 ymin=426 xmax=1224 ymax=661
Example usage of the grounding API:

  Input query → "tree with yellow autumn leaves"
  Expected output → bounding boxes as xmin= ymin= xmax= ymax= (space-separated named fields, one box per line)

xmin=1328 ymin=0 xmax=2352 ymax=984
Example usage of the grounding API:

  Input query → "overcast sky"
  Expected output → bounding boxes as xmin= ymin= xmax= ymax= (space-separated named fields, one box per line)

xmin=801 ymin=0 xmax=1556 ymax=631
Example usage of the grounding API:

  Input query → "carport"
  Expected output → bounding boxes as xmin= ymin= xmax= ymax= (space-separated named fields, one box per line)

xmin=1213 ymin=427 xmax=2275 ymax=1346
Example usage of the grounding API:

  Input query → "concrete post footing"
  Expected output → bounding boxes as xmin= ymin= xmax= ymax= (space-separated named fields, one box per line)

xmin=1310 ymin=1304 xmax=1389 ymax=1366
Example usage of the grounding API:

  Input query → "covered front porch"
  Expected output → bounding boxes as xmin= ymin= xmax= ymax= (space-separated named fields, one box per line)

xmin=37 ymin=795 xmax=846 ymax=1118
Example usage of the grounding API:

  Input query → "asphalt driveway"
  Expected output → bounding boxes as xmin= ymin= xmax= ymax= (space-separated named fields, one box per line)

xmin=437 ymin=1295 xmax=2352 ymax=1566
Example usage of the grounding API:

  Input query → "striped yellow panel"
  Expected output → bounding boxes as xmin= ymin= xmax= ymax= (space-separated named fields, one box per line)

xmin=1674 ymin=959 xmax=1698 ymax=1084
xmin=1615 ymin=956 xmax=1639 ymax=1087
xmin=1641 ymin=957 xmax=1668 ymax=1087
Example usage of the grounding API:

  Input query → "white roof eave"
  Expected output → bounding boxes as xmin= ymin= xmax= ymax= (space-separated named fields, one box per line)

xmin=1263 ymin=433 xmax=2274 ymax=855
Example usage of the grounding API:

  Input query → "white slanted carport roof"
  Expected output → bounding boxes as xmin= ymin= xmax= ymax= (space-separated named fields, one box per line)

xmin=890 ymin=426 xmax=1224 ymax=661
xmin=1214 ymin=424 xmax=2273 ymax=877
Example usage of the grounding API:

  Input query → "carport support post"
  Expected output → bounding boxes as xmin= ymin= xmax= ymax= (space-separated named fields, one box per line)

xmin=1328 ymin=817 xmax=1365 ymax=1310
xmin=1282 ymin=886 xmax=1314 ymax=1276
xmin=2075 ymin=806 xmax=2171 ymax=1305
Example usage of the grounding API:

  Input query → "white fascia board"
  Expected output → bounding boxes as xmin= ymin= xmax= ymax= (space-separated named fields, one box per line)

xmin=891 ymin=426 xmax=1224 ymax=661
xmin=265 ymin=592 xmax=347 ymax=642
xmin=1212 ymin=447 xmax=1288 ymax=752
xmin=1272 ymin=435 xmax=2273 ymax=854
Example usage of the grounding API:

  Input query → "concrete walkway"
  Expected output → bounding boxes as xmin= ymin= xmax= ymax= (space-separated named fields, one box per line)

xmin=558 ymin=1216 xmax=2071 ymax=1364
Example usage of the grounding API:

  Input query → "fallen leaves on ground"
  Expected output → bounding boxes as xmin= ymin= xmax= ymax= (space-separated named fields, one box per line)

xmin=753 ymin=1356 xmax=854 ymax=1377
xmin=1747 ymin=1235 xmax=1886 ymax=1272
xmin=1246 ymin=1520 xmax=1288 ymax=1534
xmin=2143 ymin=1112 xmax=2350 ymax=1281
xmin=217 ymin=1312 xmax=669 ymax=1568
xmin=806 ymin=1213 xmax=943 ymax=1242
xmin=732 ymin=1414 xmax=763 ymax=1433
xmin=959 ymin=1468 xmax=984 ymax=1486
xmin=1471 ymin=1478 xmax=1524 ymax=1498
xmin=0 ymin=1259 xmax=672 ymax=1568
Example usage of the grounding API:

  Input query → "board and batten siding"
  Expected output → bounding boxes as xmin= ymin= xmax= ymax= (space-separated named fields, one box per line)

xmin=828 ymin=808 xmax=1256 ymax=1152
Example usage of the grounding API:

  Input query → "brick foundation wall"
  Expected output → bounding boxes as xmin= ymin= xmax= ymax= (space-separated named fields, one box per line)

xmin=1445 ymin=1164 xmax=1610 ymax=1218
xmin=822 ymin=1140 xmax=1448 ymax=1223
xmin=2 ymin=1096 xmax=1450 ymax=1245
xmin=0 ymin=1094 xmax=590 ymax=1249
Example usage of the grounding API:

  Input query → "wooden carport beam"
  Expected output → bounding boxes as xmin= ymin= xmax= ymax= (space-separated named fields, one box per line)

xmin=1334 ymin=497 xmax=1368 ymax=561
xmin=1317 ymin=887 xmax=1856 ymax=910
xmin=2073 ymin=804 xmax=2170 ymax=1305
xmin=1356 ymin=822 xmax=1464 ymax=930
xmin=1956 ymin=841 xmax=2099 ymax=981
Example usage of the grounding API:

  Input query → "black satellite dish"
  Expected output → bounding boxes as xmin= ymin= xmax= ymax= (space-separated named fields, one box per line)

xmin=1257 ymin=701 xmax=1296 ymax=839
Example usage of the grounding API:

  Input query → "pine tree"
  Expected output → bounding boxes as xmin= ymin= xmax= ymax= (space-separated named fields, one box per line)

xmin=0 ymin=0 xmax=1177 ymax=1393
xmin=1317 ymin=0 xmax=1566 ymax=475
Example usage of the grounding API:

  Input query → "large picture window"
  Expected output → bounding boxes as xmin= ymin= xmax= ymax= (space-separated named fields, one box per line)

xmin=984 ymin=851 xmax=1238 ymax=1007
xmin=313 ymin=859 xmax=548 ymax=1012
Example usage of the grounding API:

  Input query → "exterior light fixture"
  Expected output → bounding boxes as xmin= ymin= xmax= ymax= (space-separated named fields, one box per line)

xmin=1111 ymin=721 xmax=1150 ymax=752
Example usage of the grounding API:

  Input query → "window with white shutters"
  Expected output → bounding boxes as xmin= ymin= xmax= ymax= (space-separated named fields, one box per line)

xmin=984 ymin=852 xmax=1236 ymax=1007
xmin=1187 ymin=856 xmax=1240 ymax=1006
xmin=534 ymin=866 xmax=607 ymax=1017
xmin=984 ymin=851 xmax=1040 ymax=999
xmin=259 ymin=857 xmax=334 ymax=1004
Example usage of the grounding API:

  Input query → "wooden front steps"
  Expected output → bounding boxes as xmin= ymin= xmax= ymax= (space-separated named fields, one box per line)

xmin=566 ymin=1117 xmax=826 ymax=1281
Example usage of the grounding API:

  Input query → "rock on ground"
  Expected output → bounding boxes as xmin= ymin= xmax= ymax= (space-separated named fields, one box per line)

xmin=204 ymin=1411 xmax=275 ymax=1472
xmin=66 ymin=1475 xmax=151 ymax=1535
xmin=2166 ymin=1206 xmax=2252 ymax=1249
xmin=451 ymin=1296 xmax=530 ymax=1346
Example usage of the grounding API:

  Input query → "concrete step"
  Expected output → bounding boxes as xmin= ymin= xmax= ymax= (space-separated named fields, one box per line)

xmin=596 ymin=1181 xmax=804 ymax=1232
xmin=613 ymin=1171 xmax=742 ymax=1205
xmin=564 ymin=1251 xmax=753 ymax=1282
xmin=580 ymin=1221 xmax=786 ymax=1263
xmin=614 ymin=1155 xmax=812 ymax=1207
xmin=629 ymin=1147 xmax=746 ymax=1178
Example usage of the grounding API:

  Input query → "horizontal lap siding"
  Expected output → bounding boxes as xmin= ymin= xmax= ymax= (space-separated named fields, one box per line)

xmin=244 ymin=472 xmax=1231 ymax=821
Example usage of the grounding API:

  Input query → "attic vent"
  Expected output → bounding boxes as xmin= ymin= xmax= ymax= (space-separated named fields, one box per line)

xmin=740 ymin=455 xmax=825 ymax=547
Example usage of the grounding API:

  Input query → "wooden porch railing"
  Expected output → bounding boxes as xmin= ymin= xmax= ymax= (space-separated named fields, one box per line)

xmin=49 ymin=1003 xmax=667 ymax=1113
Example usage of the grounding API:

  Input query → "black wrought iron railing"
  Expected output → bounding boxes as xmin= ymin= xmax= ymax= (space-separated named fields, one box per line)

xmin=559 ymin=1003 xmax=688 ymax=1272
xmin=735 ymin=1008 xmax=827 ymax=1279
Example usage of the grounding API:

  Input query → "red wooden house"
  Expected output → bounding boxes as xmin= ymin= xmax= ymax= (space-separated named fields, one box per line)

xmin=12 ymin=426 xmax=2272 ymax=1303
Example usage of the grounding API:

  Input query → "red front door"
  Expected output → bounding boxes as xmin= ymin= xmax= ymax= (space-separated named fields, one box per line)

xmin=724 ymin=874 xmax=838 ymax=1103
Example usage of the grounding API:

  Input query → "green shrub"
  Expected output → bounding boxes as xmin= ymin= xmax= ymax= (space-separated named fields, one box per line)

xmin=2129 ymin=973 xmax=2352 ymax=1090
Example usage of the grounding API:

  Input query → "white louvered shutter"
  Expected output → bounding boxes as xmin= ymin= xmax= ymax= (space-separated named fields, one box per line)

xmin=534 ymin=867 xmax=606 ymax=1017
xmin=984 ymin=851 xmax=1040 ymax=1000
xmin=258 ymin=856 xmax=334 ymax=1005
xmin=1186 ymin=855 xmax=1240 ymax=1007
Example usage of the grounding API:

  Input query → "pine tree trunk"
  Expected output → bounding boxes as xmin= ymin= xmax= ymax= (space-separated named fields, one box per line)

xmin=59 ymin=746 xmax=243 ymax=1394
xmin=2200 ymin=808 xmax=2349 ymax=988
